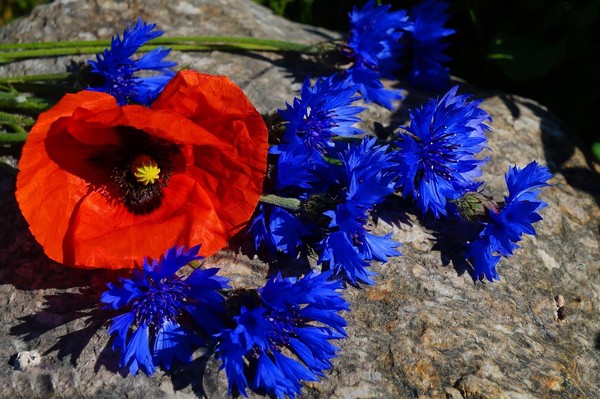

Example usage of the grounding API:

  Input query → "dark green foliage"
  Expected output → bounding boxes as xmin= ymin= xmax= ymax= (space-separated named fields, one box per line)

xmin=0 ymin=0 xmax=49 ymax=26
xmin=450 ymin=0 xmax=600 ymax=161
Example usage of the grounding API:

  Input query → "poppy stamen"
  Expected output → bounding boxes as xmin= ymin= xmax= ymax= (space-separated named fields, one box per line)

xmin=131 ymin=154 xmax=161 ymax=186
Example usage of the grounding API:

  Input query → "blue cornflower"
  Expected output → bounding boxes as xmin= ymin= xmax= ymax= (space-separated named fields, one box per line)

xmin=402 ymin=0 xmax=455 ymax=91
xmin=101 ymin=245 xmax=229 ymax=375
xmin=214 ymin=271 xmax=348 ymax=399
xmin=319 ymin=138 xmax=400 ymax=285
xmin=86 ymin=18 xmax=176 ymax=106
xmin=483 ymin=161 xmax=551 ymax=256
xmin=250 ymin=137 xmax=326 ymax=257
xmin=249 ymin=204 xmax=312 ymax=256
xmin=395 ymin=86 xmax=491 ymax=218
xmin=467 ymin=161 xmax=552 ymax=281
xmin=344 ymin=0 xmax=410 ymax=108
xmin=279 ymin=75 xmax=364 ymax=154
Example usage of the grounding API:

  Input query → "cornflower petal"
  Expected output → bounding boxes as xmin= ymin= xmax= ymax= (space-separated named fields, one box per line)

xmin=272 ymin=351 xmax=319 ymax=385
xmin=466 ymin=237 xmax=501 ymax=282
xmin=214 ymin=330 xmax=249 ymax=396
xmin=293 ymin=326 xmax=341 ymax=362
xmin=101 ymin=279 xmax=142 ymax=310
xmin=251 ymin=74 xmax=374 ymax=259
xmin=343 ymin=138 xmax=397 ymax=208
xmin=485 ymin=200 xmax=542 ymax=256
xmin=132 ymin=74 xmax=176 ymax=106
xmin=319 ymin=231 xmax=374 ymax=285
xmin=249 ymin=204 xmax=312 ymax=256
xmin=249 ymin=204 xmax=274 ymax=251
xmin=505 ymin=160 xmax=552 ymax=203
xmin=345 ymin=64 xmax=402 ymax=110
xmin=348 ymin=0 xmax=408 ymax=77
xmin=361 ymin=232 xmax=401 ymax=263
xmin=485 ymin=161 xmax=550 ymax=255
xmin=261 ymin=271 xmax=347 ymax=311
xmin=253 ymin=355 xmax=296 ymax=399
xmin=123 ymin=322 xmax=155 ymax=376
xmin=274 ymin=143 xmax=322 ymax=190
xmin=136 ymin=47 xmax=176 ymax=71
xmin=107 ymin=312 xmax=135 ymax=352
xmin=153 ymin=319 xmax=198 ymax=371
xmin=286 ymin=336 xmax=330 ymax=375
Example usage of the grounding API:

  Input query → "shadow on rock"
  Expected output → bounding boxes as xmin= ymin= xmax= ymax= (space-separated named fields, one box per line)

xmin=374 ymin=194 xmax=414 ymax=230
xmin=421 ymin=215 xmax=480 ymax=281
xmin=9 ymin=270 xmax=128 ymax=372
xmin=377 ymin=194 xmax=478 ymax=281
xmin=229 ymin=227 xmax=315 ymax=280
xmin=493 ymin=95 xmax=600 ymax=206
xmin=530 ymin=98 xmax=600 ymax=206
xmin=0 ymin=246 xmax=127 ymax=290
xmin=169 ymin=354 xmax=214 ymax=398
xmin=228 ymin=49 xmax=334 ymax=93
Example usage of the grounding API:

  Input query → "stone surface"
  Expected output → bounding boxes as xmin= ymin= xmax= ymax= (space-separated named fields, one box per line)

xmin=1 ymin=1 xmax=600 ymax=398
xmin=13 ymin=350 xmax=41 ymax=371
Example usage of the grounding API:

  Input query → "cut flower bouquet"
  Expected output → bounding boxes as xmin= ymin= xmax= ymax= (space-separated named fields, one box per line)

xmin=1 ymin=2 xmax=552 ymax=397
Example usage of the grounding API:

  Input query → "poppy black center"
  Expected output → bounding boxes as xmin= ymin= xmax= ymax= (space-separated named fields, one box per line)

xmin=108 ymin=127 xmax=179 ymax=215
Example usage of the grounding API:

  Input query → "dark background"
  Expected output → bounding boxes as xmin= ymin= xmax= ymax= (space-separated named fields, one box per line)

xmin=258 ymin=0 xmax=600 ymax=163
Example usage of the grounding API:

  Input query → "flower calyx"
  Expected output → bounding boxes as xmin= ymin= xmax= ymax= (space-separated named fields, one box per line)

xmin=453 ymin=192 xmax=500 ymax=222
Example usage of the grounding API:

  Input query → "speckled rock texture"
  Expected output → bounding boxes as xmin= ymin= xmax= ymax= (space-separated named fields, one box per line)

xmin=1 ymin=1 xmax=599 ymax=398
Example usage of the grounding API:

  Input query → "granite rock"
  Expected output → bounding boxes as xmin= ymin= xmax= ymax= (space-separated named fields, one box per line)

xmin=1 ymin=1 xmax=599 ymax=398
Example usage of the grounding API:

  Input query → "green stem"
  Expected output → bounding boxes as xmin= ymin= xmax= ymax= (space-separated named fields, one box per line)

xmin=0 ymin=90 xmax=50 ymax=112
xmin=331 ymin=134 xmax=394 ymax=148
xmin=6 ymin=83 xmax=75 ymax=97
xmin=259 ymin=194 xmax=302 ymax=211
xmin=0 ymin=36 xmax=316 ymax=52
xmin=153 ymin=36 xmax=316 ymax=53
xmin=0 ymin=111 xmax=34 ymax=137
xmin=0 ymin=37 xmax=317 ymax=64
xmin=0 ymin=72 xmax=72 ymax=84
xmin=0 ymin=132 xmax=28 ymax=143
xmin=465 ymin=0 xmax=487 ymax=55
xmin=0 ymin=40 xmax=111 ymax=50
xmin=486 ymin=53 xmax=514 ymax=60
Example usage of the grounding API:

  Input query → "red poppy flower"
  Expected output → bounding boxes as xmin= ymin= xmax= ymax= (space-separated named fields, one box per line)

xmin=16 ymin=70 xmax=268 ymax=269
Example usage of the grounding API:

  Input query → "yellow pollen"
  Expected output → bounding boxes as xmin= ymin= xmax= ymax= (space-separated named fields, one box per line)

xmin=131 ymin=154 xmax=160 ymax=185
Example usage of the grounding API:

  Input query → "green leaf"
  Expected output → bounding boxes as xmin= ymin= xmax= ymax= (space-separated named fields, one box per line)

xmin=592 ymin=142 xmax=600 ymax=164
